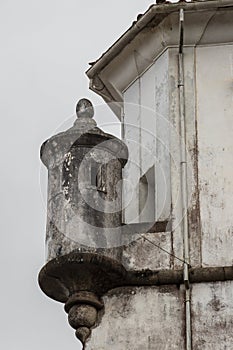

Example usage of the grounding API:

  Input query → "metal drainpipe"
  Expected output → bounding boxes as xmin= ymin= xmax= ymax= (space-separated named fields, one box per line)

xmin=178 ymin=8 xmax=192 ymax=350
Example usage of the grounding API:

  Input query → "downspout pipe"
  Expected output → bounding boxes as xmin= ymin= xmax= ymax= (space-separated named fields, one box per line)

xmin=178 ymin=8 xmax=192 ymax=350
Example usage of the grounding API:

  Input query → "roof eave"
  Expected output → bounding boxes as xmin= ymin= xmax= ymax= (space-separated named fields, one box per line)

xmin=86 ymin=0 xmax=233 ymax=119
xmin=86 ymin=0 xmax=233 ymax=80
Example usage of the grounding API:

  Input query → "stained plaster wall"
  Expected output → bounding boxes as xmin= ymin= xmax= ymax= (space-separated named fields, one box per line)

xmin=86 ymin=281 xmax=233 ymax=350
xmin=122 ymin=43 xmax=233 ymax=271
xmin=91 ymin=42 xmax=233 ymax=350
xmin=86 ymin=285 xmax=185 ymax=350
xmin=86 ymin=8 xmax=233 ymax=349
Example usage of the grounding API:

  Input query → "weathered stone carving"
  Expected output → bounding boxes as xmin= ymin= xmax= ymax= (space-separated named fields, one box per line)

xmin=38 ymin=99 xmax=128 ymax=346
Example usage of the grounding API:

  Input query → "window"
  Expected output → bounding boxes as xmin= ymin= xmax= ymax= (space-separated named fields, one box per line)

xmin=139 ymin=166 xmax=155 ymax=222
xmin=91 ymin=162 xmax=107 ymax=193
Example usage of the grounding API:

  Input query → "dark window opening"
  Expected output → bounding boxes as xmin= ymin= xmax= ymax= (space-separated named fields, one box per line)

xmin=91 ymin=162 xmax=107 ymax=193
xmin=139 ymin=166 xmax=155 ymax=222
xmin=91 ymin=163 xmax=98 ymax=186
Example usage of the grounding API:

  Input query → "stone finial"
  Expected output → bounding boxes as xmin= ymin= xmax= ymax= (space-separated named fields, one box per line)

xmin=75 ymin=327 xmax=91 ymax=345
xmin=73 ymin=98 xmax=96 ymax=130
xmin=76 ymin=98 xmax=94 ymax=119
xmin=65 ymin=291 xmax=104 ymax=346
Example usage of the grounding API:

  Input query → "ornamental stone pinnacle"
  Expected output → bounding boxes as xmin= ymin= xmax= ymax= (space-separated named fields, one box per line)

xmin=76 ymin=98 xmax=94 ymax=119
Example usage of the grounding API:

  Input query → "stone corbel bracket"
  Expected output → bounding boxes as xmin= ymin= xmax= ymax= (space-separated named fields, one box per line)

xmin=38 ymin=251 xmax=127 ymax=347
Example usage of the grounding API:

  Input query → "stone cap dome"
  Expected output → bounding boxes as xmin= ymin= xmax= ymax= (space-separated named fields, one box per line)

xmin=40 ymin=99 xmax=128 ymax=168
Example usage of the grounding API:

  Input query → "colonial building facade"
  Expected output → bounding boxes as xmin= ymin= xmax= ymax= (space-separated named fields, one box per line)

xmin=39 ymin=1 xmax=233 ymax=349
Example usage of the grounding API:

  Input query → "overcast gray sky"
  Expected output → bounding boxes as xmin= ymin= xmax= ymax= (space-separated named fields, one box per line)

xmin=0 ymin=1 xmax=156 ymax=349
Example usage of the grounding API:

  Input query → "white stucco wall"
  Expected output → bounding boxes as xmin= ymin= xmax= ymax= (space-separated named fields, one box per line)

xmin=191 ymin=281 xmax=233 ymax=349
xmin=196 ymin=44 xmax=233 ymax=267
xmin=86 ymin=281 xmax=233 ymax=350
xmin=123 ymin=50 xmax=171 ymax=224
xmin=122 ymin=43 xmax=233 ymax=269
xmin=86 ymin=7 xmax=233 ymax=350
xmin=86 ymin=286 xmax=185 ymax=350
